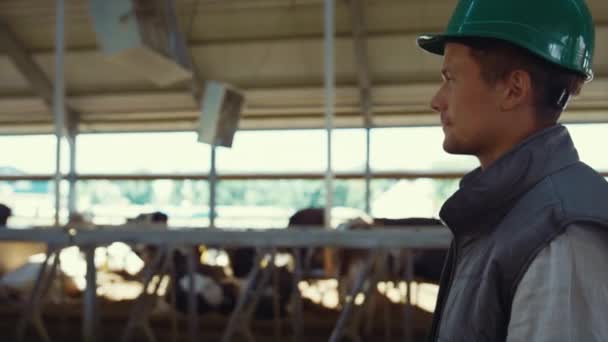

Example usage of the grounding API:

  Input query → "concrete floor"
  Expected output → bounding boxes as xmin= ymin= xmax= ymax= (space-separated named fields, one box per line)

xmin=0 ymin=296 xmax=433 ymax=342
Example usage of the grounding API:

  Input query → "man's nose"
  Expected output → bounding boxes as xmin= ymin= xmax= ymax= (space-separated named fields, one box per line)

xmin=430 ymin=87 xmax=445 ymax=113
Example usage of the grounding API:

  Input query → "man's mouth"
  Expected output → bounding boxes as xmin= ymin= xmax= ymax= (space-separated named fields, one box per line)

xmin=440 ymin=113 xmax=451 ymax=126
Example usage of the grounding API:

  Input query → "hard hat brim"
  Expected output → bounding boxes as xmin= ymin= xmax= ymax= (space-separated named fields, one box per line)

xmin=416 ymin=34 xmax=447 ymax=55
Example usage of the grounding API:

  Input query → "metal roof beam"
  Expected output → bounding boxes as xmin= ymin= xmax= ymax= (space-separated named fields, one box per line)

xmin=0 ymin=20 xmax=79 ymax=131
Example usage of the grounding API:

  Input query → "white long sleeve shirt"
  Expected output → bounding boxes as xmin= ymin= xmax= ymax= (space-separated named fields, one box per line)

xmin=507 ymin=223 xmax=608 ymax=341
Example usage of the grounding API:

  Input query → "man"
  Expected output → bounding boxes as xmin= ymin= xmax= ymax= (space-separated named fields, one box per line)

xmin=417 ymin=0 xmax=608 ymax=341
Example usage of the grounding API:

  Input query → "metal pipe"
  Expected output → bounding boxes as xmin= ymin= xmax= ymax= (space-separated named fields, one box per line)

xmin=209 ymin=144 xmax=217 ymax=228
xmin=221 ymin=251 xmax=266 ymax=342
xmin=53 ymin=0 xmax=66 ymax=226
xmin=329 ymin=251 xmax=379 ymax=342
xmin=120 ymin=246 xmax=168 ymax=342
xmin=365 ymin=127 xmax=372 ymax=214
xmin=67 ymin=133 xmax=77 ymax=215
xmin=0 ymin=226 xmax=452 ymax=248
xmin=71 ymin=227 xmax=453 ymax=248
xmin=324 ymin=0 xmax=335 ymax=228
xmin=0 ymin=170 xmax=466 ymax=182
xmin=83 ymin=246 xmax=97 ymax=342
xmin=403 ymin=250 xmax=414 ymax=342
xmin=323 ymin=0 xmax=335 ymax=277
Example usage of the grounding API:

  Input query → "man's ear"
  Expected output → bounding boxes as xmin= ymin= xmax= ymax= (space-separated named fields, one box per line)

xmin=500 ymin=70 xmax=532 ymax=111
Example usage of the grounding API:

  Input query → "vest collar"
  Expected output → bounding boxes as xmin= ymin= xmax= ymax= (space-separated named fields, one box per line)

xmin=440 ymin=125 xmax=580 ymax=236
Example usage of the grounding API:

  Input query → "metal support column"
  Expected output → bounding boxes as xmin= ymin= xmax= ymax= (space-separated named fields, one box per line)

xmin=403 ymin=250 xmax=414 ymax=342
xmin=67 ymin=132 xmax=77 ymax=215
xmin=365 ymin=127 xmax=372 ymax=214
xmin=83 ymin=246 xmax=98 ymax=342
xmin=209 ymin=144 xmax=217 ymax=228
xmin=323 ymin=0 xmax=336 ymax=277
xmin=53 ymin=0 xmax=66 ymax=226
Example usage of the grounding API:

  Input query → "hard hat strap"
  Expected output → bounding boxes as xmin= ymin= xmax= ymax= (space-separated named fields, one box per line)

xmin=555 ymin=89 xmax=571 ymax=110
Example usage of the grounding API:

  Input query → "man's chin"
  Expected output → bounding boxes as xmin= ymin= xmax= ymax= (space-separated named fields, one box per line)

xmin=443 ymin=139 xmax=470 ymax=155
xmin=443 ymin=139 xmax=456 ymax=154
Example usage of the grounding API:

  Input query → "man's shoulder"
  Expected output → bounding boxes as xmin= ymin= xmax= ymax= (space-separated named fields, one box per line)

xmin=514 ymin=222 xmax=608 ymax=302
xmin=556 ymin=222 xmax=608 ymax=259
xmin=527 ymin=222 xmax=608 ymax=279
xmin=536 ymin=162 xmax=608 ymax=220
xmin=547 ymin=161 xmax=608 ymax=192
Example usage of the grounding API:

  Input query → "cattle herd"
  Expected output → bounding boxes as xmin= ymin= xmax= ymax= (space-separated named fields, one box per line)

xmin=154 ymin=208 xmax=447 ymax=320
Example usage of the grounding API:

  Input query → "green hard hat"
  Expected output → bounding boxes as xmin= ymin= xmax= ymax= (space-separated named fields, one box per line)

xmin=417 ymin=0 xmax=595 ymax=81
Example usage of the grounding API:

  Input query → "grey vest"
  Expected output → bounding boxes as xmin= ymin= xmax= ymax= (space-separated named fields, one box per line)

xmin=429 ymin=125 xmax=608 ymax=342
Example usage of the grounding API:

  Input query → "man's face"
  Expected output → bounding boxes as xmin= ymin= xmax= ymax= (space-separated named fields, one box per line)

xmin=430 ymin=43 xmax=505 ymax=157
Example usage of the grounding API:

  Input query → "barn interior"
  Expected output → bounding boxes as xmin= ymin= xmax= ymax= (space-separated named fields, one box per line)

xmin=0 ymin=0 xmax=607 ymax=341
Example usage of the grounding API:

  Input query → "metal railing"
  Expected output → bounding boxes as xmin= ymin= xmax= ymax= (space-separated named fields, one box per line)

xmin=0 ymin=225 xmax=452 ymax=342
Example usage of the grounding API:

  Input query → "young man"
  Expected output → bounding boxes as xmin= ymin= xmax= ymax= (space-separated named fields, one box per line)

xmin=417 ymin=0 xmax=608 ymax=341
